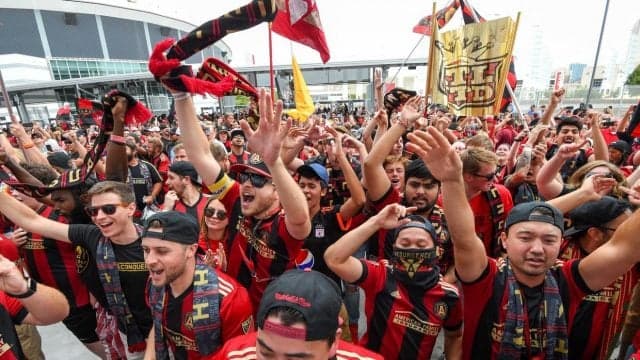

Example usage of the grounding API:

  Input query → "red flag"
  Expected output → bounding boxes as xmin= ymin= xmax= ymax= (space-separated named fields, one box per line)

xmin=413 ymin=0 xmax=459 ymax=36
xmin=272 ymin=0 xmax=330 ymax=63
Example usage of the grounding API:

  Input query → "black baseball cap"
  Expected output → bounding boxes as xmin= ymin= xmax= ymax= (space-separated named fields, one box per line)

xmin=142 ymin=211 xmax=199 ymax=245
xmin=257 ymin=269 xmax=341 ymax=341
xmin=505 ymin=201 xmax=564 ymax=233
xmin=169 ymin=161 xmax=200 ymax=185
xmin=47 ymin=151 xmax=72 ymax=170
xmin=230 ymin=153 xmax=271 ymax=178
xmin=230 ymin=128 xmax=245 ymax=139
xmin=564 ymin=196 xmax=631 ymax=237
xmin=608 ymin=140 xmax=630 ymax=155
xmin=393 ymin=214 xmax=438 ymax=243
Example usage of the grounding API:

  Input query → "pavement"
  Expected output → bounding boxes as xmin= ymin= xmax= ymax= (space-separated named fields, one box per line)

xmin=38 ymin=323 xmax=99 ymax=360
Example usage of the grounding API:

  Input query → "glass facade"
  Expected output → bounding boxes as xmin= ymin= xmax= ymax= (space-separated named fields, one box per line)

xmin=49 ymin=58 xmax=148 ymax=80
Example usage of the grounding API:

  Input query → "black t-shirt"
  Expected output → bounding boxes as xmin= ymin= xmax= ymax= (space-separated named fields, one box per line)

xmin=128 ymin=161 xmax=162 ymax=211
xmin=0 ymin=292 xmax=28 ymax=359
xmin=304 ymin=207 xmax=347 ymax=285
xmin=68 ymin=224 xmax=152 ymax=336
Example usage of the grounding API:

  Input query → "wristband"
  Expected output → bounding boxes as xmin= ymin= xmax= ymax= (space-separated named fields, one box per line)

xmin=22 ymin=142 xmax=35 ymax=149
xmin=109 ymin=134 xmax=126 ymax=145
xmin=173 ymin=92 xmax=191 ymax=101
xmin=8 ymin=276 xmax=37 ymax=299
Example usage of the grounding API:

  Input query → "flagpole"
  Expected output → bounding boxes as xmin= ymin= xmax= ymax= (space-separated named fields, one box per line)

xmin=268 ymin=22 xmax=275 ymax=102
xmin=0 ymin=70 xmax=15 ymax=121
xmin=424 ymin=2 xmax=437 ymax=111
xmin=585 ymin=0 xmax=610 ymax=107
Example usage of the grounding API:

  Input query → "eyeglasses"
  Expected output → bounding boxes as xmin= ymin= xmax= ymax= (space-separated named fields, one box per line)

xmin=473 ymin=171 xmax=497 ymax=181
xmin=585 ymin=172 xmax=614 ymax=179
xmin=238 ymin=173 xmax=270 ymax=188
xmin=204 ymin=208 xmax=227 ymax=220
xmin=85 ymin=203 xmax=128 ymax=217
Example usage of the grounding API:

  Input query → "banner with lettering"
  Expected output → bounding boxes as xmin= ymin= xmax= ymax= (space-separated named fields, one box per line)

xmin=428 ymin=16 xmax=518 ymax=116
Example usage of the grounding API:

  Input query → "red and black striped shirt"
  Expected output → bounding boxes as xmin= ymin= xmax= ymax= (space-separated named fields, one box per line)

xmin=355 ymin=260 xmax=462 ymax=359
xmin=21 ymin=206 xmax=90 ymax=309
xmin=209 ymin=175 xmax=304 ymax=313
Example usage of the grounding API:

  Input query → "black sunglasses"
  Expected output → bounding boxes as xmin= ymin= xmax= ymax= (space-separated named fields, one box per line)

xmin=473 ymin=171 xmax=497 ymax=181
xmin=238 ymin=173 xmax=270 ymax=188
xmin=85 ymin=203 xmax=127 ymax=217
xmin=204 ymin=208 xmax=227 ymax=220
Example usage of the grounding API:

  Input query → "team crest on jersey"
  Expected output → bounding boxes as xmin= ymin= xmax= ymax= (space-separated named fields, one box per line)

xmin=249 ymin=153 xmax=263 ymax=165
xmin=241 ymin=316 xmax=253 ymax=334
xmin=75 ymin=246 xmax=89 ymax=274
xmin=184 ymin=312 xmax=194 ymax=331
xmin=434 ymin=301 xmax=448 ymax=320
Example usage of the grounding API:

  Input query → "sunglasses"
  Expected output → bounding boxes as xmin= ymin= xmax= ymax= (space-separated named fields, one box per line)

xmin=473 ymin=171 xmax=497 ymax=181
xmin=238 ymin=172 xmax=270 ymax=188
xmin=204 ymin=208 xmax=227 ymax=220
xmin=85 ymin=203 xmax=128 ymax=217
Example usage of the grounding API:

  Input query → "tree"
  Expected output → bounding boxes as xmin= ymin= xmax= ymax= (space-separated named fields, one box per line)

xmin=627 ymin=64 xmax=640 ymax=85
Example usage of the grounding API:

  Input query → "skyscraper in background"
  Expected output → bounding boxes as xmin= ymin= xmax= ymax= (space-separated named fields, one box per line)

xmin=623 ymin=19 xmax=640 ymax=78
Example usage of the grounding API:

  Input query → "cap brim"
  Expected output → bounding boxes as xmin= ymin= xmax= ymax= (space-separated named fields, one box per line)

xmin=230 ymin=164 xmax=271 ymax=178
xmin=563 ymin=227 xmax=586 ymax=237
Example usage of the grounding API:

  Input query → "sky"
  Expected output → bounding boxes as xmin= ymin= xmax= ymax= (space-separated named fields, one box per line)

xmin=160 ymin=0 xmax=638 ymax=64
xmin=140 ymin=0 xmax=639 ymax=85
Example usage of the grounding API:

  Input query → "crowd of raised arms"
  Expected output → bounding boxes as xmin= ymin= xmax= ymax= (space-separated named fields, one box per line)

xmin=1 ymin=81 xmax=640 ymax=360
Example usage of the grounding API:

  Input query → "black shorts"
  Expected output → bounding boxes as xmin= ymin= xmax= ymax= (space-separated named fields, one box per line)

xmin=63 ymin=305 xmax=99 ymax=343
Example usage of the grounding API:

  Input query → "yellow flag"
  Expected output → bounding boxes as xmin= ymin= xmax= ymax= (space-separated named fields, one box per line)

xmin=429 ymin=16 xmax=518 ymax=116
xmin=285 ymin=56 xmax=315 ymax=122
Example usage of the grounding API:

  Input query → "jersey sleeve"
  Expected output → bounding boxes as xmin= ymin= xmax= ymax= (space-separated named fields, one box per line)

xmin=440 ymin=282 xmax=463 ymax=331
xmin=0 ymin=292 xmax=28 ymax=324
xmin=353 ymin=259 xmax=386 ymax=294
xmin=218 ymin=272 xmax=254 ymax=342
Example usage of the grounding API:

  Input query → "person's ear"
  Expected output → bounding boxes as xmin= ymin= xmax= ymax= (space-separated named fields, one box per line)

xmin=499 ymin=231 xmax=508 ymax=250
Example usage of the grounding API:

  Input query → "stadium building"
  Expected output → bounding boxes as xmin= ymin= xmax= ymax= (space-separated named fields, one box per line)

xmin=0 ymin=0 xmax=232 ymax=122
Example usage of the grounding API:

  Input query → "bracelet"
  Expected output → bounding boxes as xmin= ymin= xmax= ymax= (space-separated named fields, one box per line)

xmin=7 ymin=276 xmax=37 ymax=299
xmin=22 ymin=141 xmax=35 ymax=149
xmin=109 ymin=134 xmax=126 ymax=145
xmin=173 ymin=92 xmax=191 ymax=101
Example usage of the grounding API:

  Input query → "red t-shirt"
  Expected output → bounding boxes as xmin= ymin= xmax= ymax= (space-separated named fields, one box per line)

xmin=213 ymin=331 xmax=384 ymax=360
xmin=559 ymin=240 xmax=640 ymax=359
xmin=147 ymin=270 xmax=254 ymax=359
xmin=356 ymin=260 xmax=462 ymax=358
xmin=459 ymin=258 xmax=591 ymax=360
xmin=468 ymin=185 xmax=513 ymax=258
xmin=208 ymin=174 xmax=304 ymax=312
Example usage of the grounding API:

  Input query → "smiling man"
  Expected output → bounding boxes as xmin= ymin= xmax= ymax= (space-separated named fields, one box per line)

xmin=0 ymin=180 xmax=152 ymax=358
xmin=142 ymin=211 xmax=253 ymax=359
xmin=169 ymin=88 xmax=311 ymax=312
xmin=408 ymin=127 xmax=640 ymax=359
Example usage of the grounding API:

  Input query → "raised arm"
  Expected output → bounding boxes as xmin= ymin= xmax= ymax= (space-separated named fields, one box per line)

xmin=407 ymin=127 xmax=487 ymax=282
xmin=325 ymin=128 xmax=365 ymax=220
xmin=242 ymin=89 xmax=310 ymax=240
xmin=172 ymin=92 xmax=221 ymax=186
xmin=105 ymin=96 xmax=129 ymax=182
xmin=579 ymin=207 xmax=640 ymax=291
xmin=586 ymin=112 xmax=609 ymax=162
xmin=10 ymin=122 xmax=49 ymax=167
xmin=541 ymin=89 xmax=565 ymax=126
xmin=363 ymin=97 xmax=420 ymax=201
xmin=325 ymin=203 xmax=412 ymax=283
xmin=0 ymin=255 xmax=69 ymax=325
xmin=535 ymin=142 xmax=585 ymax=199
xmin=0 ymin=190 xmax=70 ymax=243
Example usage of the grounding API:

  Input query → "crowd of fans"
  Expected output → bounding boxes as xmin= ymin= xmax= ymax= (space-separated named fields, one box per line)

xmin=0 ymin=82 xmax=640 ymax=360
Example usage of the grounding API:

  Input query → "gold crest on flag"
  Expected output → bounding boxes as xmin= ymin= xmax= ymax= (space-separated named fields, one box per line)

xmin=428 ymin=16 xmax=519 ymax=116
